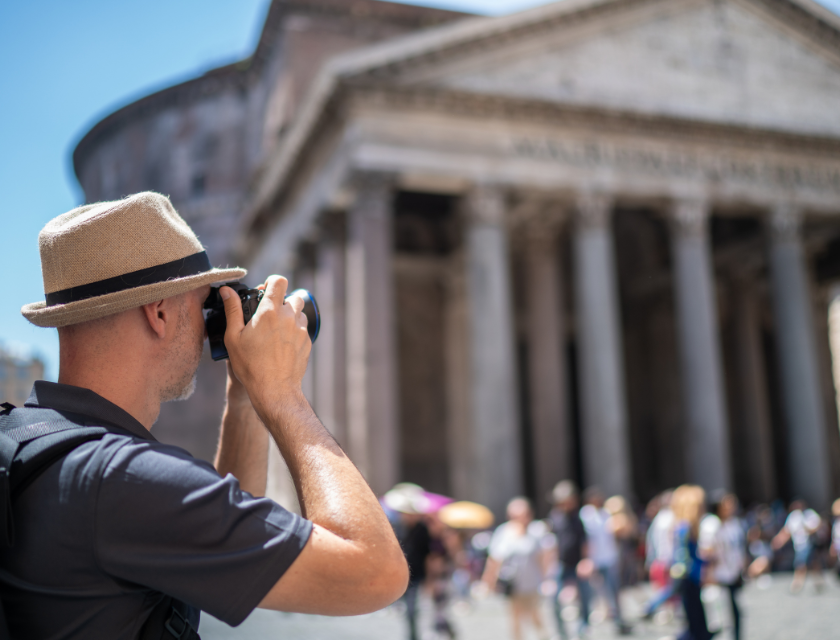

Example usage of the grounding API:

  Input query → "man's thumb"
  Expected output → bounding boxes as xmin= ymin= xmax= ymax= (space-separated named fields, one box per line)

xmin=221 ymin=286 xmax=244 ymax=333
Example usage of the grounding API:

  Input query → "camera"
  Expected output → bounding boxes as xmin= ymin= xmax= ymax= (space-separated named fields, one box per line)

xmin=203 ymin=282 xmax=321 ymax=361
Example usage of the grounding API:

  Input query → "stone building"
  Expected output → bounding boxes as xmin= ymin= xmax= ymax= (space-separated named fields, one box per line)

xmin=74 ymin=0 xmax=840 ymax=515
xmin=0 ymin=348 xmax=44 ymax=409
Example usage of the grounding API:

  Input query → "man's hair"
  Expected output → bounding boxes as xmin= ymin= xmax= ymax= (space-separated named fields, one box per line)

xmin=506 ymin=496 xmax=532 ymax=518
xmin=551 ymin=480 xmax=578 ymax=504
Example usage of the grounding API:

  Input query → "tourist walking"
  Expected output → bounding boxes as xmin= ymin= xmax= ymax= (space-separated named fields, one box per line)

xmin=708 ymin=493 xmax=747 ymax=640
xmin=579 ymin=487 xmax=632 ymax=636
xmin=547 ymin=481 xmax=588 ymax=639
xmin=482 ymin=498 xmax=552 ymax=640
xmin=642 ymin=490 xmax=677 ymax=618
xmin=672 ymin=484 xmax=713 ymax=640
xmin=772 ymin=499 xmax=826 ymax=593
xmin=384 ymin=483 xmax=433 ymax=640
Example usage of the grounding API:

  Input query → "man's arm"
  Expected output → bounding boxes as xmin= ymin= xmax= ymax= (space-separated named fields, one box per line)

xmin=220 ymin=276 xmax=408 ymax=616
xmin=214 ymin=363 xmax=268 ymax=497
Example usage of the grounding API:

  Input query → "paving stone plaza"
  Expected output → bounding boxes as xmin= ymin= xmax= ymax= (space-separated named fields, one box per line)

xmin=201 ymin=575 xmax=840 ymax=640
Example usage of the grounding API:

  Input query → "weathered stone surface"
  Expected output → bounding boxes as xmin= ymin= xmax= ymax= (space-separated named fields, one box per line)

xmin=432 ymin=1 xmax=840 ymax=138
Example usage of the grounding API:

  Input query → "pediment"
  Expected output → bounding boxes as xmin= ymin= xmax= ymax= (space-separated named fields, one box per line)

xmin=386 ymin=0 xmax=840 ymax=138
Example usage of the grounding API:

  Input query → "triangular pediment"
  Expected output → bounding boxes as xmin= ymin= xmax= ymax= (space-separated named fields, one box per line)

xmin=345 ymin=0 xmax=840 ymax=138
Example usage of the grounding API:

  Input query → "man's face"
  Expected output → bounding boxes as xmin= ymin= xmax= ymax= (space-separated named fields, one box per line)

xmin=559 ymin=496 xmax=578 ymax=513
xmin=159 ymin=285 xmax=210 ymax=403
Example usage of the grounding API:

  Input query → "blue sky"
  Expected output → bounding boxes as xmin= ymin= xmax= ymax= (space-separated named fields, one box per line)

xmin=1 ymin=0 xmax=839 ymax=381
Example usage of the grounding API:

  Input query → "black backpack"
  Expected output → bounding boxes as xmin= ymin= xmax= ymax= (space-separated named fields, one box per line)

xmin=0 ymin=402 xmax=200 ymax=640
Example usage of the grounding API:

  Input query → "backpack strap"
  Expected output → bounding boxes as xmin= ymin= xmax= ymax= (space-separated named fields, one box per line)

xmin=139 ymin=595 xmax=201 ymax=640
xmin=0 ymin=405 xmax=201 ymax=639
xmin=0 ymin=407 xmax=124 ymax=547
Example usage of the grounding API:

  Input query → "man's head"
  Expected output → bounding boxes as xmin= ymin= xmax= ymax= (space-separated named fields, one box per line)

xmin=57 ymin=283 xmax=210 ymax=406
xmin=27 ymin=193 xmax=246 ymax=426
xmin=506 ymin=497 xmax=533 ymax=525
xmin=551 ymin=480 xmax=579 ymax=512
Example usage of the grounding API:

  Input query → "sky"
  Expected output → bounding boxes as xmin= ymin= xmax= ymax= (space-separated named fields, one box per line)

xmin=1 ymin=0 xmax=840 ymax=381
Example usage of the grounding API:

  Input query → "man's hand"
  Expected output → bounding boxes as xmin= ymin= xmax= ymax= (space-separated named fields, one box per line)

xmin=217 ymin=274 xmax=408 ymax=616
xmin=220 ymin=276 xmax=310 ymax=416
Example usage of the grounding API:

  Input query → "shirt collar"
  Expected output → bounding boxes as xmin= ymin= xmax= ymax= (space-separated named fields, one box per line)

xmin=24 ymin=381 xmax=155 ymax=441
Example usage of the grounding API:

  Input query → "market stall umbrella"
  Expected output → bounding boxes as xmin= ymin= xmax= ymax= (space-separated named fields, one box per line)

xmin=438 ymin=501 xmax=494 ymax=530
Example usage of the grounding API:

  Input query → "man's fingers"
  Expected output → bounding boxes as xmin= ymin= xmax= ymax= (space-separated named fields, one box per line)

xmin=221 ymin=286 xmax=245 ymax=335
xmin=286 ymin=292 xmax=305 ymax=315
xmin=263 ymin=275 xmax=289 ymax=303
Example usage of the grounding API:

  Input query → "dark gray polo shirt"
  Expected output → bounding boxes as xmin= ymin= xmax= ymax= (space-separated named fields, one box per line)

xmin=0 ymin=381 xmax=312 ymax=639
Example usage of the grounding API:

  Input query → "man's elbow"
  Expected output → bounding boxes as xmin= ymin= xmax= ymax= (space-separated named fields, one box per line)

xmin=362 ymin=553 xmax=409 ymax=612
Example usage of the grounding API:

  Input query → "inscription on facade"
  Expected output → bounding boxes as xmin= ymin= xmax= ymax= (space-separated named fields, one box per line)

xmin=512 ymin=137 xmax=840 ymax=194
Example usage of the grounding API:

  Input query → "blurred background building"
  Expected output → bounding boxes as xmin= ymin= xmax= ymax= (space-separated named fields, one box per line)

xmin=0 ymin=347 xmax=45 ymax=408
xmin=72 ymin=0 xmax=840 ymax=517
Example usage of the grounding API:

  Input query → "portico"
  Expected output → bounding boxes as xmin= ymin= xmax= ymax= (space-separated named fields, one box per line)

xmin=243 ymin=0 xmax=840 ymax=514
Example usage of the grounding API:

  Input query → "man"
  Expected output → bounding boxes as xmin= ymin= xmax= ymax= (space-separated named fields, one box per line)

xmin=578 ymin=487 xmax=631 ymax=636
xmin=642 ymin=490 xmax=676 ymax=619
xmin=383 ymin=483 xmax=433 ymax=640
xmin=546 ymin=481 xmax=587 ymax=640
xmin=1 ymin=193 xmax=408 ymax=637
xmin=705 ymin=493 xmax=746 ymax=640
xmin=482 ymin=498 xmax=552 ymax=640
xmin=772 ymin=499 xmax=825 ymax=593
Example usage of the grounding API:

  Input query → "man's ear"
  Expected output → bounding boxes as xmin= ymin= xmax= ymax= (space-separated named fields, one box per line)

xmin=141 ymin=298 xmax=176 ymax=339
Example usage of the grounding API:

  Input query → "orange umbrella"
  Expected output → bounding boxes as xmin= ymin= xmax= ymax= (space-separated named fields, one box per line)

xmin=438 ymin=501 xmax=494 ymax=530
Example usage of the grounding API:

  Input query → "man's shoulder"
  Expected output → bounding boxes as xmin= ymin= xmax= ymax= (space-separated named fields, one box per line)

xmin=54 ymin=430 xmax=217 ymax=500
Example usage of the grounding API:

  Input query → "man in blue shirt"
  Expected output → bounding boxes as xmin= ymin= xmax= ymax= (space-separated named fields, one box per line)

xmin=3 ymin=192 xmax=408 ymax=637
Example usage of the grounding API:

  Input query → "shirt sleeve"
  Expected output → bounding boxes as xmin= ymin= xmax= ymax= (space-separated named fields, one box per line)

xmin=93 ymin=439 xmax=312 ymax=626
xmin=489 ymin=525 xmax=509 ymax=561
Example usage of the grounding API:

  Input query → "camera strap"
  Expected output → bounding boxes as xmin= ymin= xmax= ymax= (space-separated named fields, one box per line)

xmin=0 ymin=403 xmax=200 ymax=640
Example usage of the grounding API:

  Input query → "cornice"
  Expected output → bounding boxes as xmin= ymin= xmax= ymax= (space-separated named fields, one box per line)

xmin=747 ymin=0 xmax=840 ymax=59
xmin=72 ymin=0 xmax=470 ymax=180
xmin=241 ymin=81 xmax=840 ymax=251
xmin=350 ymin=86 xmax=840 ymax=157
xmin=355 ymin=0 xmax=662 ymax=82
xmin=344 ymin=0 xmax=840 ymax=84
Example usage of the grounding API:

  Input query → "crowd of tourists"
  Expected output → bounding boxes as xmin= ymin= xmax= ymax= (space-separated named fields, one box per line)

xmin=383 ymin=481 xmax=840 ymax=640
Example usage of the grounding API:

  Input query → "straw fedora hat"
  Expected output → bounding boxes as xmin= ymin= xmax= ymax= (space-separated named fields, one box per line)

xmin=22 ymin=192 xmax=246 ymax=328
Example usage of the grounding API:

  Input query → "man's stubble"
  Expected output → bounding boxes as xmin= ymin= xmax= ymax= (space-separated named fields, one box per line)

xmin=160 ymin=298 xmax=204 ymax=403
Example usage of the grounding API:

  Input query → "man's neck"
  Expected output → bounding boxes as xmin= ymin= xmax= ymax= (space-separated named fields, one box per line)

xmin=58 ymin=365 xmax=160 ymax=431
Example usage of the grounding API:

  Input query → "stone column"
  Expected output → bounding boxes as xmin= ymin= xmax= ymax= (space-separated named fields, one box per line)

xmin=669 ymin=200 xmax=731 ymax=491
xmin=731 ymin=274 xmax=776 ymax=502
xmin=464 ymin=185 xmax=522 ymax=517
xmin=523 ymin=220 xmax=571 ymax=507
xmin=314 ymin=214 xmax=347 ymax=447
xmin=345 ymin=172 xmax=399 ymax=496
xmin=445 ymin=261 xmax=473 ymax=502
xmin=768 ymin=205 xmax=831 ymax=508
xmin=572 ymin=193 xmax=631 ymax=497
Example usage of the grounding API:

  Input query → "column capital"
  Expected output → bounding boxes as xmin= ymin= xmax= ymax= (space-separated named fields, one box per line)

xmin=465 ymin=183 xmax=506 ymax=225
xmin=574 ymin=192 xmax=613 ymax=230
xmin=522 ymin=205 xmax=565 ymax=250
xmin=769 ymin=203 xmax=803 ymax=242
xmin=348 ymin=171 xmax=394 ymax=221
xmin=670 ymin=199 xmax=710 ymax=239
xmin=348 ymin=169 xmax=394 ymax=191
